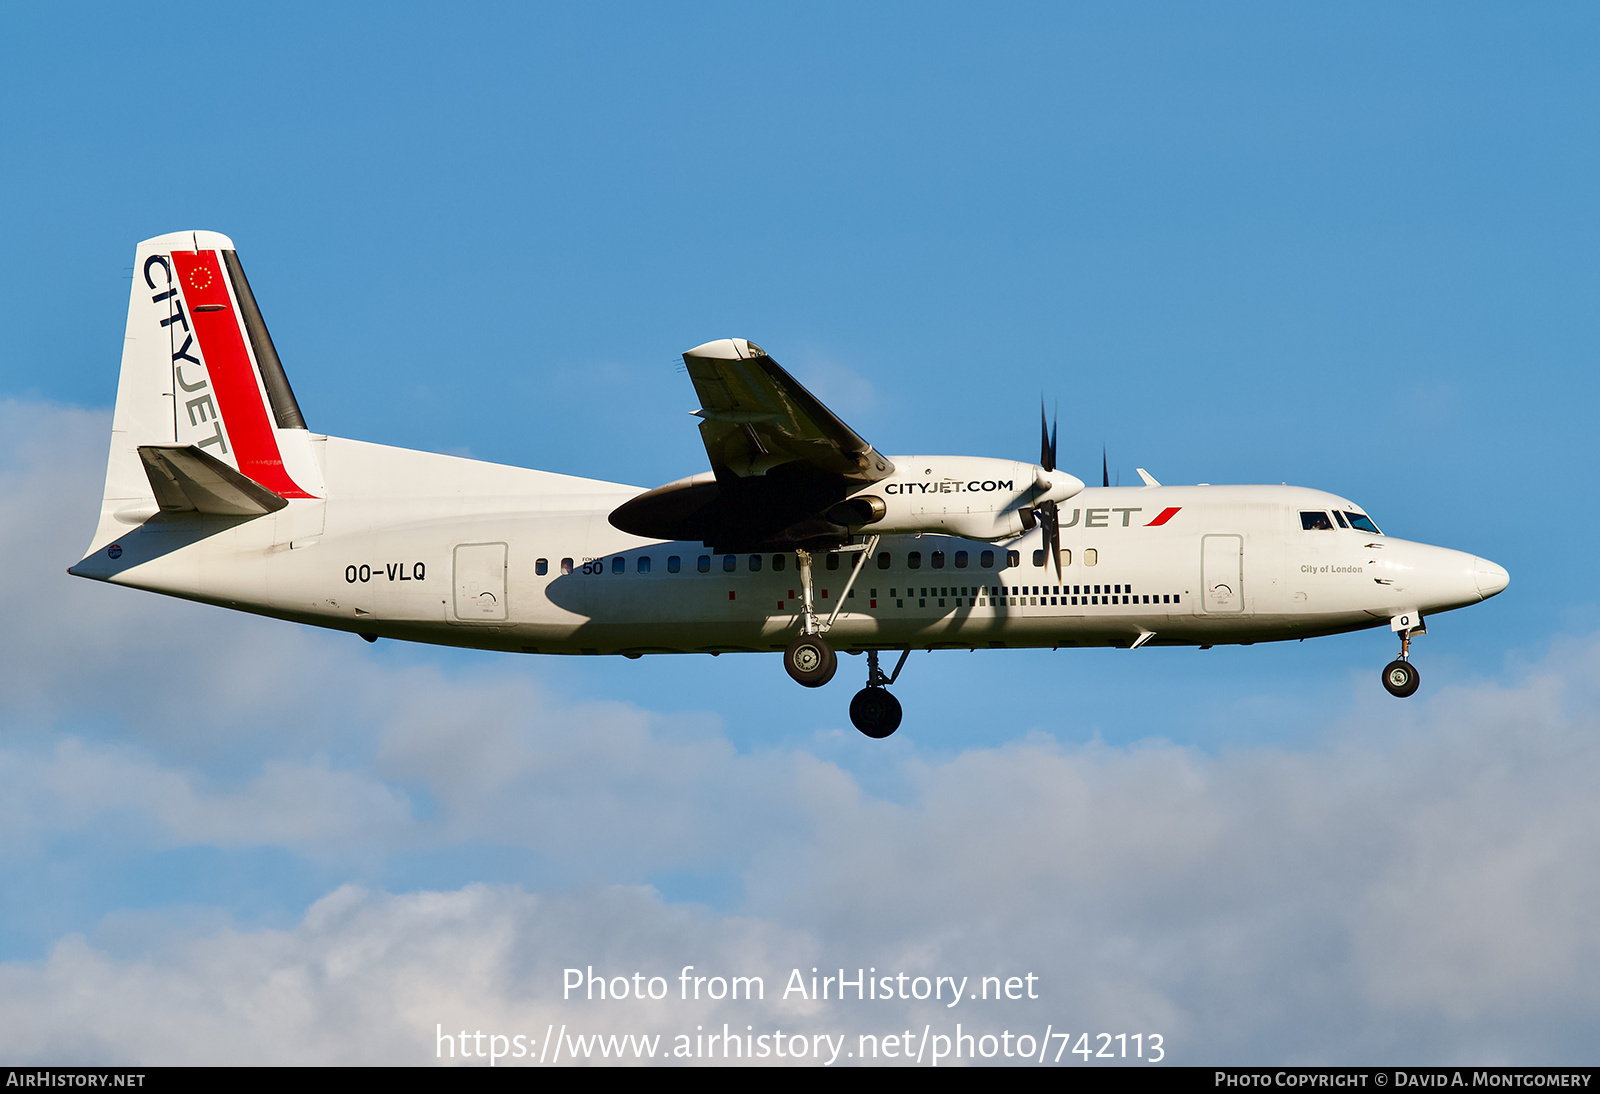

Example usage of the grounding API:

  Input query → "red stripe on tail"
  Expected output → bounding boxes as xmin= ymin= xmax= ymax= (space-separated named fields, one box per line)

xmin=170 ymin=250 xmax=314 ymax=498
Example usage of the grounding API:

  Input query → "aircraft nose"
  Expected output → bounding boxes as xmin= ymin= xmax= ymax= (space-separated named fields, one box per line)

xmin=1474 ymin=557 xmax=1510 ymax=599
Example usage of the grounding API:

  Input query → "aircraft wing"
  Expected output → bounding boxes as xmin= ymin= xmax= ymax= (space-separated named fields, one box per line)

xmin=684 ymin=338 xmax=893 ymax=486
xmin=609 ymin=338 xmax=893 ymax=551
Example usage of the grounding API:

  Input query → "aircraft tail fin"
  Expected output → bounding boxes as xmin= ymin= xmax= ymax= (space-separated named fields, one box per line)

xmin=81 ymin=231 xmax=324 ymax=554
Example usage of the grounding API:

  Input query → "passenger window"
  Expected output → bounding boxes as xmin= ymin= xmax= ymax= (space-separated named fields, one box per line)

xmin=908 ymin=552 xmax=922 ymax=570
xmin=698 ymin=555 xmax=711 ymax=573
xmin=1300 ymin=511 xmax=1335 ymax=531
xmin=826 ymin=553 xmax=840 ymax=571
xmin=1060 ymin=548 xmax=1071 ymax=568
xmin=1032 ymin=550 xmax=1045 ymax=567
xmin=931 ymin=551 xmax=946 ymax=569
xmin=1084 ymin=548 xmax=1098 ymax=567
xmin=561 ymin=558 xmax=573 ymax=575
xmin=1006 ymin=550 xmax=1020 ymax=568
xmin=667 ymin=555 xmax=681 ymax=573
xmin=981 ymin=550 xmax=995 ymax=568
xmin=612 ymin=557 xmax=625 ymax=574
xmin=955 ymin=550 xmax=969 ymax=569
xmin=748 ymin=554 xmax=762 ymax=572
xmin=637 ymin=557 xmax=651 ymax=574
xmin=723 ymin=555 xmax=737 ymax=573
xmin=877 ymin=552 xmax=891 ymax=569
xmin=772 ymin=554 xmax=786 ymax=572
xmin=535 ymin=558 xmax=548 ymax=576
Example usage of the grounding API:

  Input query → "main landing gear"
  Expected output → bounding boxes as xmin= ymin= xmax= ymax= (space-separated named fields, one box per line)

xmin=781 ymin=546 xmax=844 ymax=688
xmin=850 ymin=648 xmax=909 ymax=738
xmin=784 ymin=633 xmax=837 ymax=687
xmin=1381 ymin=616 xmax=1423 ymax=698
xmin=779 ymin=538 xmax=907 ymax=737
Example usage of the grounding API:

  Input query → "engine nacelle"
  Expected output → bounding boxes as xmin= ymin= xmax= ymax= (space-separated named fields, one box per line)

xmin=842 ymin=456 xmax=1084 ymax=541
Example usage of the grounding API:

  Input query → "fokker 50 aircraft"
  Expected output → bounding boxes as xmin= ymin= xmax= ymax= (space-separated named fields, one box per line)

xmin=72 ymin=231 xmax=1510 ymax=737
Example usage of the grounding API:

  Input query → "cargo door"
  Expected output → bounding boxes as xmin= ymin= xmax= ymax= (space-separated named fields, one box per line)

xmin=1201 ymin=534 xmax=1244 ymax=613
xmin=453 ymin=542 xmax=507 ymax=621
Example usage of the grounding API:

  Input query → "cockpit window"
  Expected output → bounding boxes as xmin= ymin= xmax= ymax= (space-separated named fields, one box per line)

xmin=1345 ymin=512 xmax=1382 ymax=534
xmin=1333 ymin=511 xmax=1349 ymax=529
xmin=1300 ymin=511 xmax=1335 ymax=530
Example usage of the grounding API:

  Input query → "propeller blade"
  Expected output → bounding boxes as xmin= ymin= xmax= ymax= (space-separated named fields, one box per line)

xmin=1039 ymin=403 xmax=1054 ymax=472
xmin=1102 ymin=447 xmax=1109 ymax=489
xmin=1042 ymin=500 xmax=1062 ymax=582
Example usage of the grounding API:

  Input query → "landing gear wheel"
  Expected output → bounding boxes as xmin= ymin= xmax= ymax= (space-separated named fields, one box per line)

xmin=784 ymin=634 xmax=837 ymax=688
xmin=849 ymin=687 xmax=902 ymax=738
xmin=1382 ymin=659 xmax=1420 ymax=698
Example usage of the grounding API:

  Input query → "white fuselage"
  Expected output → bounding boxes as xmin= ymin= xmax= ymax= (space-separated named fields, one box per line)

xmin=71 ymin=440 xmax=1505 ymax=657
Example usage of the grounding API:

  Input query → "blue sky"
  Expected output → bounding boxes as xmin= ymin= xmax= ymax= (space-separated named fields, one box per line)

xmin=1 ymin=3 xmax=1598 ymax=1065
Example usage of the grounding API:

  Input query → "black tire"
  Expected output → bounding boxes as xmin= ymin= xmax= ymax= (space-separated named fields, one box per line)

xmin=849 ymin=687 xmax=903 ymax=738
xmin=1381 ymin=659 xmax=1420 ymax=698
xmin=784 ymin=634 xmax=837 ymax=687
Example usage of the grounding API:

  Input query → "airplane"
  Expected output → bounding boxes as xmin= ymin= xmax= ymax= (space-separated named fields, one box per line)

xmin=70 ymin=231 xmax=1511 ymax=738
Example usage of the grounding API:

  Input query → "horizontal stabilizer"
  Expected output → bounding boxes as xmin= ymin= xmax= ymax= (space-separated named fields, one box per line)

xmin=138 ymin=444 xmax=288 ymax=516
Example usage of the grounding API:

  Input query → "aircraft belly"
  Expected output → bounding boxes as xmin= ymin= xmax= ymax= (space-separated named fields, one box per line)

xmin=528 ymin=602 xmax=1191 ymax=655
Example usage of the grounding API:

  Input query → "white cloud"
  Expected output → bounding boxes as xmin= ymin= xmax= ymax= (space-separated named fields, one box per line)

xmin=0 ymin=656 xmax=1595 ymax=1064
xmin=0 ymin=885 xmax=817 ymax=1066
xmin=0 ymin=738 xmax=412 ymax=856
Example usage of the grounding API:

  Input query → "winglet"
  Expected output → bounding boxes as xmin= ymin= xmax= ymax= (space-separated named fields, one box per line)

xmin=138 ymin=444 xmax=288 ymax=516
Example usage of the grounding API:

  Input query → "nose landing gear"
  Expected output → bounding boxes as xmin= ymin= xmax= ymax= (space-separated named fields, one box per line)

xmin=849 ymin=648 xmax=910 ymax=737
xmin=1381 ymin=620 xmax=1422 ymax=698
xmin=1382 ymin=658 xmax=1420 ymax=697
